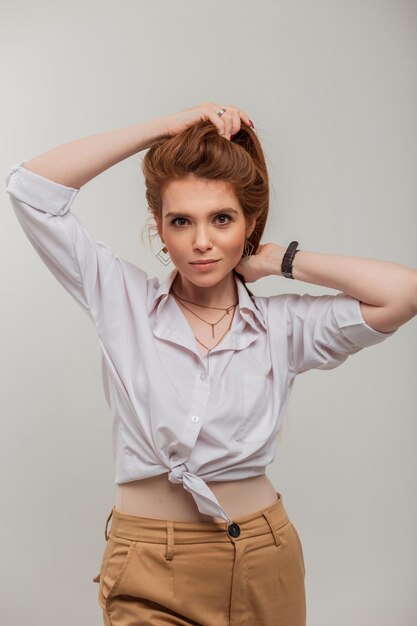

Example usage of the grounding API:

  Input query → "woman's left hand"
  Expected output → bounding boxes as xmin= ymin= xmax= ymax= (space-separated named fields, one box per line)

xmin=234 ymin=243 xmax=286 ymax=283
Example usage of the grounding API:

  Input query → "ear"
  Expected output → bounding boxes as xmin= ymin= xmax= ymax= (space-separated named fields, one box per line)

xmin=246 ymin=216 xmax=257 ymax=239
xmin=154 ymin=214 xmax=163 ymax=240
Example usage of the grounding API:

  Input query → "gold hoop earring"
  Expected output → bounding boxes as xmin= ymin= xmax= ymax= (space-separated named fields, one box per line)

xmin=156 ymin=244 xmax=171 ymax=266
xmin=243 ymin=239 xmax=254 ymax=257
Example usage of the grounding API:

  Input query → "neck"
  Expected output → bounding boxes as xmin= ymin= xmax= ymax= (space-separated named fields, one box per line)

xmin=172 ymin=270 xmax=237 ymax=308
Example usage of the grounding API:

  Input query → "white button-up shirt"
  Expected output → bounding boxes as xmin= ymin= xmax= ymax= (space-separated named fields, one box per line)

xmin=6 ymin=161 xmax=398 ymax=525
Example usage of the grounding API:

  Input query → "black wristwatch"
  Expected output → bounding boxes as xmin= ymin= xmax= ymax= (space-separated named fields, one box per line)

xmin=281 ymin=241 xmax=300 ymax=279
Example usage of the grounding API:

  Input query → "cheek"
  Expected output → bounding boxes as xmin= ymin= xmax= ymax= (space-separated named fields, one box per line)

xmin=229 ymin=230 xmax=246 ymax=250
xmin=163 ymin=237 xmax=186 ymax=263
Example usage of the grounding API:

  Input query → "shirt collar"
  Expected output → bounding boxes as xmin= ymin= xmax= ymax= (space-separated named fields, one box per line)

xmin=149 ymin=267 xmax=267 ymax=332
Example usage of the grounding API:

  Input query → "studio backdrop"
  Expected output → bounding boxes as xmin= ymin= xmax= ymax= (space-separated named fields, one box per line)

xmin=1 ymin=1 xmax=416 ymax=625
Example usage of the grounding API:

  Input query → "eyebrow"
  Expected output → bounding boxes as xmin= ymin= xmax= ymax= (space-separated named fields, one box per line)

xmin=164 ymin=208 xmax=240 ymax=219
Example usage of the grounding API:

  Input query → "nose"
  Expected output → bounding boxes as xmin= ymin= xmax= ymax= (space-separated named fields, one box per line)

xmin=193 ymin=226 xmax=213 ymax=251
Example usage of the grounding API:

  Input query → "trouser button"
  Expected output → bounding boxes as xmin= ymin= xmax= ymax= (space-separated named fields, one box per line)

xmin=227 ymin=522 xmax=240 ymax=538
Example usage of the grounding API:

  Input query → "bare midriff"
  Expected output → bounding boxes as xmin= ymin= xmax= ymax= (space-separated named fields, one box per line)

xmin=115 ymin=473 xmax=278 ymax=524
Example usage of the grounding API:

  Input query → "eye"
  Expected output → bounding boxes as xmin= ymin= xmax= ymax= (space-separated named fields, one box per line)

xmin=170 ymin=217 xmax=188 ymax=227
xmin=215 ymin=213 xmax=233 ymax=225
xmin=170 ymin=213 xmax=233 ymax=227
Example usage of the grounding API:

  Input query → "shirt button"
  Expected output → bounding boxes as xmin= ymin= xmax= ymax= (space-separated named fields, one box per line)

xmin=200 ymin=372 xmax=207 ymax=381
xmin=191 ymin=415 xmax=199 ymax=423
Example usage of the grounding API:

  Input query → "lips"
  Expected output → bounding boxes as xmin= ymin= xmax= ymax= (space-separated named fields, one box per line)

xmin=190 ymin=260 xmax=219 ymax=265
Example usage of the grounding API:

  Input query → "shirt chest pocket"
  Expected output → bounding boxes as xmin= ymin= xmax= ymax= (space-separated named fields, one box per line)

xmin=234 ymin=374 xmax=275 ymax=444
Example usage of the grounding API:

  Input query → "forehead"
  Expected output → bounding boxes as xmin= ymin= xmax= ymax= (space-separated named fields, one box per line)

xmin=162 ymin=177 xmax=240 ymax=213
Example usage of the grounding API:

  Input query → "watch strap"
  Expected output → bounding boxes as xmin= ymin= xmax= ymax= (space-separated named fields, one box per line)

xmin=281 ymin=241 xmax=300 ymax=279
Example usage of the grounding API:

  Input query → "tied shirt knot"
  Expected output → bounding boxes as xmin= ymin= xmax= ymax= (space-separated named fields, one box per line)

xmin=168 ymin=463 xmax=187 ymax=484
xmin=166 ymin=462 xmax=233 ymax=524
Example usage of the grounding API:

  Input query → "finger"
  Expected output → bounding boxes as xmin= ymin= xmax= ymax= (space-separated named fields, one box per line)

xmin=222 ymin=105 xmax=243 ymax=139
xmin=237 ymin=111 xmax=251 ymax=129
xmin=230 ymin=107 xmax=253 ymax=138
xmin=209 ymin=103 xmax=227 ymax=136
xmin=224 ymin=113 xmax=234 ymax=139
xmin=236 ymin=108 xmax=252 ymax=128
xmin=213 ymin=104 xmax=237 ymax=139
xmin=229 ymin=109 xmax=242 ymax=139
xmin=219 ymin=108 xmax=233 ymax=139
xmin=210 ymin=103 xmax=250 ymax=139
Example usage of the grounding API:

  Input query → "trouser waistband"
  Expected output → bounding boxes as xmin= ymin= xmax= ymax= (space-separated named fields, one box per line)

xmin=104 ymin=491 xmax=289 ymax=560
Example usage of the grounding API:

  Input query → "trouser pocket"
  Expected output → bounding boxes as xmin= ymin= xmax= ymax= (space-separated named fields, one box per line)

xmin=92 ymin=508 xmax=114 ymax=588
xmin=96 ymin=535 xmax=137 ymax=609
xmin=289 ymin=521 xmax=306 ymax=577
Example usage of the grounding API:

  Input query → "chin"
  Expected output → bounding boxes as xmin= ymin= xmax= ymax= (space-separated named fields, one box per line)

xmin=181 ymin=267 xmax=228 ymax=285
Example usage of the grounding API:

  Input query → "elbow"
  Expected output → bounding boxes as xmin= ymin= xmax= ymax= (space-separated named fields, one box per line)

xmin=360 ymin=281 xmax=417 ymax=332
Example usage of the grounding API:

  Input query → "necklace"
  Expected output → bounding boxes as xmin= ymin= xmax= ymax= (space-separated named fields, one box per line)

xmin=171 ymin=287 xmax=238 ymax=353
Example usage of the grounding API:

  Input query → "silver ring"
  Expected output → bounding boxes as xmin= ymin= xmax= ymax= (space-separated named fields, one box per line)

xmin=217 ymin=108 xmax=227 ymax=117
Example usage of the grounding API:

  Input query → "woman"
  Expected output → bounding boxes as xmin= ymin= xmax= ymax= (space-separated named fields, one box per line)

xmin=6 ymin=101 xmax=417 ymax=626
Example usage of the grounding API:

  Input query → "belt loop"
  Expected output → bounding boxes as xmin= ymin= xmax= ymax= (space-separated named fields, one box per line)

xmin=105 ymin=508 xmax=114 ymax=542
xmin=165 ymin=521 xmax=175 ymax=560
xmin=262 ymin=510 xmax=282 ymax=547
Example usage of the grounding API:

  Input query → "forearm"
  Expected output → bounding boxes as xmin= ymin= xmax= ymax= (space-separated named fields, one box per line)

xmin=272 ymin=246 xmax=417 ymax=309
xmin=21 ymin=116 xmax=168 ymax=189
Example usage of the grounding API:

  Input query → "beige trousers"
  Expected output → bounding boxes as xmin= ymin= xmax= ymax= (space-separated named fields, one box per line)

xmin=93 ymin=491 xmax=306 ymax=626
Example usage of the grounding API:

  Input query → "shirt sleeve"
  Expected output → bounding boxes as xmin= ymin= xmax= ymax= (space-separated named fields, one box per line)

xmin=6 ymin=160 xmax=120 ymax=325
xmin=282 ymin=291 xmax=398 ymax=376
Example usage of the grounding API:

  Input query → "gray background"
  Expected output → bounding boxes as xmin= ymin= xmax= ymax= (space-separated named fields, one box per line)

xmin=1 ymin=1 xmax=416 ymax=624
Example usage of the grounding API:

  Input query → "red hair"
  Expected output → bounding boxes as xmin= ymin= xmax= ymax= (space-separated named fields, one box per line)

xmin=141 ymin=119 xmax=270 ymax=293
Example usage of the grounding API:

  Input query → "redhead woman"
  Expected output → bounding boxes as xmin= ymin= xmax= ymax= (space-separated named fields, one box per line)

xmin=6 ymin=102 xmax=417 ymax=626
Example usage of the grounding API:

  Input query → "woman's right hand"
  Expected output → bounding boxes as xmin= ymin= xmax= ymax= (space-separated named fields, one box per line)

xmin=161 ymin=101 xmax=253 ymax=142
